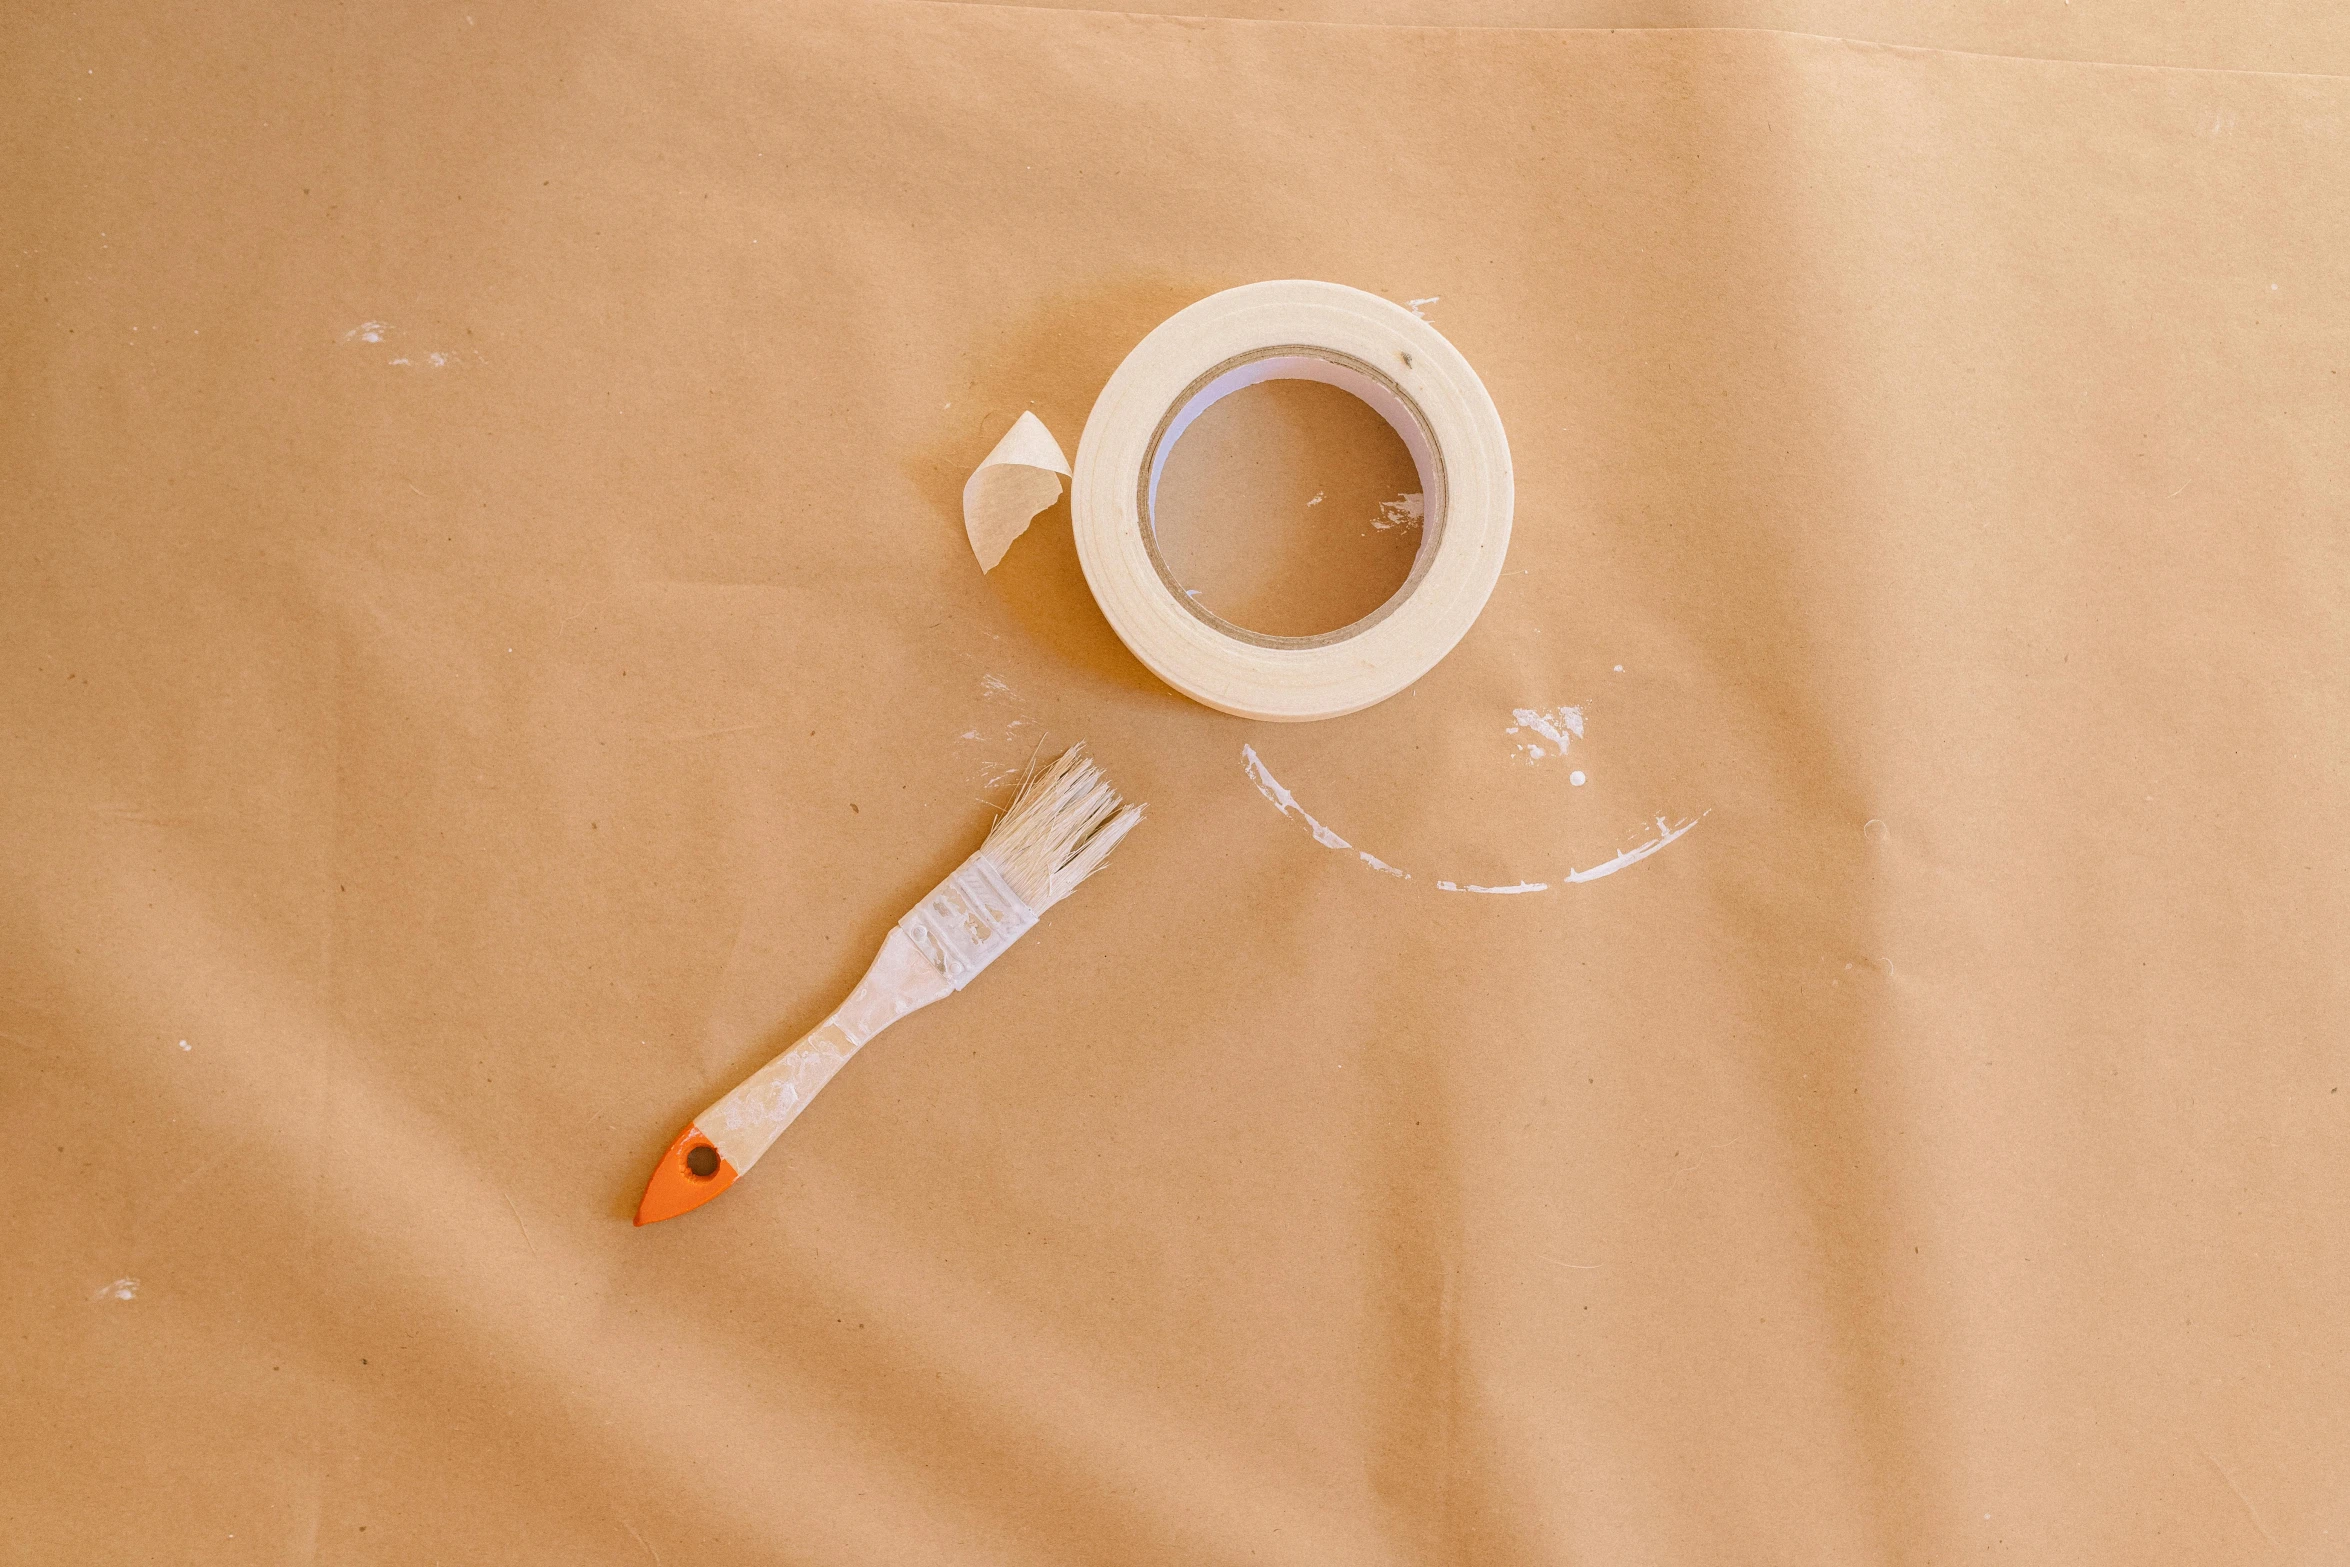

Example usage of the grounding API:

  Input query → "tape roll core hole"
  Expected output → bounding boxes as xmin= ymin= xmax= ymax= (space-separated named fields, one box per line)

xmin=1142 ymin=352 xmax=1442 ymax=646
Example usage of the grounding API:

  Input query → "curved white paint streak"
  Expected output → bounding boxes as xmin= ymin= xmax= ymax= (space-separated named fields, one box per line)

xmin=1563 ymin=815 xmax=1700 ymax=883
xmin=1240 ymin=748 xmax=1701 ymax=895
xmin=1241 ymin=744 xmax=1348 ymax=851
xmin=1242 ymin=744 xmax=1412 ymax=880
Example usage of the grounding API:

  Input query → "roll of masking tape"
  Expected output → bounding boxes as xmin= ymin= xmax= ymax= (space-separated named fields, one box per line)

xmin=1071 ymin=280 xmax=1512 ymax=723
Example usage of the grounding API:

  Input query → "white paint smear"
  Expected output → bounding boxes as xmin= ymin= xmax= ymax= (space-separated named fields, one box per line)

xmin=1373 ymin=493 xmax=1425 ymax=532
xmin=94 ymin=1278 xmax=139 ymax=1301
xmin=1242 ymin=744 xmax=1409 ymax=879
xmin=1240 ymin=748 xmax=1701 ymax=897
xmin=1306 ymin=490 xmax=1324 ymax=507
xmin=1407 ymin=297 xmax=1440 ymax=318
xmin=1563 ymin=816 xmax=1700 ymax=883
xmin=1506 ymin=705 xmax=1583 ymax=760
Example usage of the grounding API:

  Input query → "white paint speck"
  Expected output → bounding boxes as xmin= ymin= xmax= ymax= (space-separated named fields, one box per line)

xmin=178 ymin=1039 xmax=190 ymax=1051
xmin=1306 ymin=491 xmax=1324 ymax=507
xmin=1613 ymin=665 xmax=1624 ymax=673
xmin=94 ymin=1278 xmax=139 ymax=1302
xmin=344 ymin=321 xmax=388 ymax=344
xmin=959 ymin=730 xmax=983 ymax=741
xmin=1435 ymin=880 xmax=1548 ymax=895
xmin=1570 ymin=771 xmax=1586 ymax=787
xmin=1406 ymin=297 xmax=1440 ymax=318
xmin=1373 ymin=493 xmax=1424 ymax=532
xmin=979 ymin=675 xmax=1013 ymax=699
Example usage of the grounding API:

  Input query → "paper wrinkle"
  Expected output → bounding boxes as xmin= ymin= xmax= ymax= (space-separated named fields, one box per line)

xmin=963 ymin=411 xmax=1071 ymax=572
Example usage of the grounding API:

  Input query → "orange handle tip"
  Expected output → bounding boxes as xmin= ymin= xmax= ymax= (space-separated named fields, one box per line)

xmin=635 ymin=1124 xmax=738 ymax=1225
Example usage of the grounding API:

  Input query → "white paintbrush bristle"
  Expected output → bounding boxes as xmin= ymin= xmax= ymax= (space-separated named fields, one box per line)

xmin=979 ymin=743 xmax=1144 ymax=912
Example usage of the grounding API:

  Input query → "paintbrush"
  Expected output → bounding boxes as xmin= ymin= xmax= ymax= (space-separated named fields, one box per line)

xmin=636 ymin=743 xmax=1143 ymax=1225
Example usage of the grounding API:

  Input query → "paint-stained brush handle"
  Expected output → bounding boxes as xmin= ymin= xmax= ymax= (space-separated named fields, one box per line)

xmin=635 ymin=853 xmax=1038 ymax=1225
xmin=635 ymin=1015 xmax=861 ymax=1225
xmin=635 ymin=746 xmax=1141 ymax=1228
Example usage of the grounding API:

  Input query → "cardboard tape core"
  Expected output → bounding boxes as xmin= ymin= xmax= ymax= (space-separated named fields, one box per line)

xmin=1140 ymin=348 xmax=1446 ymax=652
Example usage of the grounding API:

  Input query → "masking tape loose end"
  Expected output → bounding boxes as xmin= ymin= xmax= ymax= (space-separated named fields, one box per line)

xmin=963 ymin=410 xmax=1071 ymax=572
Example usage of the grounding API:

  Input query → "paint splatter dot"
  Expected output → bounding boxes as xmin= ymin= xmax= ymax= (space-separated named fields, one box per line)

xmin=1864 ymin=819 xmax=1890 ymax=843
xmin=1570 ymin=771 xmax=1586 ymax=786
xmin=178 ymin=1039 xmax=190 ymax=1051
xmin=94 ymin=1278 xmax=139 ymax=1302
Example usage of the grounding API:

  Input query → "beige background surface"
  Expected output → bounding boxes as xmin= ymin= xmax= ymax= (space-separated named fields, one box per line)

xmin=952 ymin=0 xmax=2350 ymax=75
xmin=6 ymin=1 xmax=2347 ymax=1560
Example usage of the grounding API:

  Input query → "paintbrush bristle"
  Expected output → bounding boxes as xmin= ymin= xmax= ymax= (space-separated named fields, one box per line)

xmin=980 ymin=743 xmax=1144 ymax=911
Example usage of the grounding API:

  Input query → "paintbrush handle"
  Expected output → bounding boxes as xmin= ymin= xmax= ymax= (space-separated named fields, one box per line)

xmin=712 ymin=851 xmax=1045 ymax=1171
xmin=635 ymin=851 xmax=1042 ymax=1225
xmin=699 ymin=925 xmax=953 ymax=1173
